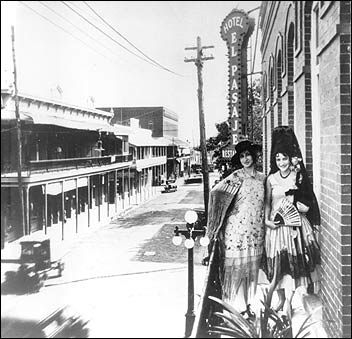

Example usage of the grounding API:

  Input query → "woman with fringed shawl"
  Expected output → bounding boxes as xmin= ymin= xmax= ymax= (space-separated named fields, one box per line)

xmin=261 ymin=126 xmax=321 ymax=313
xmin=206 ymin=140 xmax=265 ymax=317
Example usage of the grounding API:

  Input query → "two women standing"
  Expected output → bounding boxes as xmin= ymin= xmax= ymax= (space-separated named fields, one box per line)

xmin=206 ymin=126 xmax=321 ymax=317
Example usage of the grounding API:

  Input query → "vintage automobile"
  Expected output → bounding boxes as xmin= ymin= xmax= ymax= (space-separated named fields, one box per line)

xmin=2 ymin=236 xmax=64 ymax=294
xmin=161 ymin=179 xmax=177 ymax=193
xmin=184 ymin=170 xmax=203 ymax=184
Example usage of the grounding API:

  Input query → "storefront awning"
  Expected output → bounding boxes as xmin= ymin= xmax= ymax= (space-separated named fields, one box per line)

xmin=45 ymin=177 xmax=88 ymax=195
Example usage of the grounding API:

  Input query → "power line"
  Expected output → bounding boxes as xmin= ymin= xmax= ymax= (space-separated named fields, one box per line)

xmin=37 ymin=1 xmax=123 ymax=63
xmin=61 ymin=1 xmax=182 ymax=76
xmin=82 ymin=1 xmax=182 ymax=77
xmin=18 ymin=1 xmax=120 ymax=65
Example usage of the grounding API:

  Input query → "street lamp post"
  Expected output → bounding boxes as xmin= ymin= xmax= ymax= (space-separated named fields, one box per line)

xmin=172 ymin=210 xmax=210 ymax=338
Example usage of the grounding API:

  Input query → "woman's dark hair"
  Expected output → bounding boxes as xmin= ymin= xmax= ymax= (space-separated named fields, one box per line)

xmin=269 ymin=126 xmax=321 ymax=226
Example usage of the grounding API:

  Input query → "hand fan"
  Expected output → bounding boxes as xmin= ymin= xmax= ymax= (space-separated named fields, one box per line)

xmin=274 ymin=198 xmax=301 ymax=227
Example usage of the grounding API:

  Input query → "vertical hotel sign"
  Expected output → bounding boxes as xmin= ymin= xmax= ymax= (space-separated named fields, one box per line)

xmin=220 ymin=9 xmax=253 ymax=145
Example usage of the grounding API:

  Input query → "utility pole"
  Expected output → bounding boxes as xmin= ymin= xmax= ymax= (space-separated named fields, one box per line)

xmin=185 ymin=36 xmax=214 ymax=218
xmin=249 ymin=38 xmax=254 ymax=140
xmin=11 ymin=26 xmax=26 ymax=236
xmin=249 ymin=6 xmax=260 ymax=141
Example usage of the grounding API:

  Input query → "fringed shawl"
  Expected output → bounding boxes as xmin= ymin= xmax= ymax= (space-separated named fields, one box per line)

xmin=207 ymin=170 xmax=243 ymax=242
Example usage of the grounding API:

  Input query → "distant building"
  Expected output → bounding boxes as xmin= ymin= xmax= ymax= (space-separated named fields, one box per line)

xmin=99 ymin=106 xmax=178 ymax=138
xmin=99 ymin=106 xmax=190 ymax=180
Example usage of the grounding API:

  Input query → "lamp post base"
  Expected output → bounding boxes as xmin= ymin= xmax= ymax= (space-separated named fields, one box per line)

xmin=185 ymin=310 xmax=196 ymax=338
xmin=184 ymin=246 xmax=195 ymax=337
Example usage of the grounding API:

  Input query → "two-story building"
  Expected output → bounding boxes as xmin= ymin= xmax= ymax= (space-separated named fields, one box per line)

xmin=1 ymin=92 xmax=168 ymax=249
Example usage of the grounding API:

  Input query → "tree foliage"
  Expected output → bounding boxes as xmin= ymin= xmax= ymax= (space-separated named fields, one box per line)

xmin=194 ymin=121 xmax=230 ymax=153
xmin=247 ymin=78 xmax=263 ymax=145
xmin=206 ymin=121 xmax=231 ymax=151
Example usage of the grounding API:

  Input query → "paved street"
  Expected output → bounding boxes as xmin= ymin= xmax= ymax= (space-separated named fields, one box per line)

xmin=1 ymin=175 xmax=216 ymax=338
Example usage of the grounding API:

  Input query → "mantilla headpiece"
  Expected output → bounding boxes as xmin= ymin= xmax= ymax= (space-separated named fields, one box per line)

xmin=270 ymin=126 xmax=321 ymax=226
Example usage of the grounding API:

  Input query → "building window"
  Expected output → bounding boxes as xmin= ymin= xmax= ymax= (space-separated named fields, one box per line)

xmin=295 ymin=1 xmax=303 ymax=54
xmin=314 ymin=6 xmax=319 ymax=65
xmin=148 ymin=120 xmax=153 ymax=130
xmin=295 ymin=1 xmax=298 ymax=50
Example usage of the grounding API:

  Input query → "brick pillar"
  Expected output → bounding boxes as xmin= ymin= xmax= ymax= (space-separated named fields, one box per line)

xmin=304 ymin=2 xmax=313 ymax=183
xmin=288 ymin=23 xmax=295 ymax=128
xmin=277 ymin=52 xmax=283 ymax=126
xmin=339 ymin=3 xmax=351 ymax=337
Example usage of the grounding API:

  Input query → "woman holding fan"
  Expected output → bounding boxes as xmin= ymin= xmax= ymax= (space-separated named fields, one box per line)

xmin=261 ymin=126 xmax=321 ymax=313
xmin=206 ymin=140 xmax=265 ymax=319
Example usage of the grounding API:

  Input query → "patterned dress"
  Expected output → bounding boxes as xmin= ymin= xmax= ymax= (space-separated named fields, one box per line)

xmin=262 ymin=171 xmax=321 ymax=295
xmin=220 ymin=168 xmax=265 ymax=309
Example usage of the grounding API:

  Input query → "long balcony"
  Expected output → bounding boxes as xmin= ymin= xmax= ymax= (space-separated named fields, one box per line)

xmin=1 ymin=154 xmax=133 ymax=177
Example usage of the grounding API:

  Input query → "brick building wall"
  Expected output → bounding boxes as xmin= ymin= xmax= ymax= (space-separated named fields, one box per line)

xmin=100 ymin=106 xmax=179 ymax=138
xmin=260 ymin=2 xmax=351 ymax=338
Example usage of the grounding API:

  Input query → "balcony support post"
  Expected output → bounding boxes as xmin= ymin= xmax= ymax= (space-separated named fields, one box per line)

xmin=61 ymin=181 xmax=65 ymax=240
xmin=75 ymin=178 xmax=79 ymax=233
xmin=115 ymin=170 xmax=118 ymax=213
xmin=107 ymin=173 xmax=109 ymax=217
xmin=87 ymin=176 xmax=91 ymax=228
xmin=128 ymin=167 xmax=131 ymax=206
xmin=122 ymin=170 xmax=125 ymax=210
xmin=98 ymin=175 xmax=101 ymax=222
xmin=25 ymin=186 xmax=30 ymax=236
xmin=44 ymin=183 xmax=48 ymax=235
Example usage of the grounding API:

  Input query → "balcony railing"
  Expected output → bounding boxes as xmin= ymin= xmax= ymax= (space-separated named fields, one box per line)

xmin=1 ymin=154 xmax=133 ymax=175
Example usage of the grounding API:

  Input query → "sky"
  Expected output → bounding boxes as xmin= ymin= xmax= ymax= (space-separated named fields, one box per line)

xmin=1 ymin=1 xmax=262 ymax=145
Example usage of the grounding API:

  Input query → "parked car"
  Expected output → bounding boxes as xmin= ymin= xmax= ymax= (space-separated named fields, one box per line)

xmin=184 ymin=172 xmax=203 ymax=184
xmin=162 ymin=179 xmax=177 ymax=193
